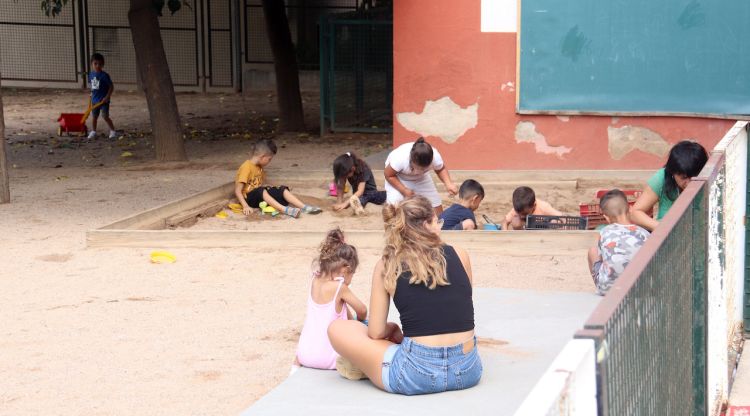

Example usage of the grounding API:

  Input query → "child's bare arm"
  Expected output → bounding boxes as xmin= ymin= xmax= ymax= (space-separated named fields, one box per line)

xmin=539 ymin=200 xmax=562 ymax=216
xmin=354 ymin=182 xmax=366 ymax=198
xmin=234 ymin=182 xmax=252 ymax=215
xmin=339 ymin=285 xmax=367 ymax=321
xmin=105 ymin=83 xmax=114 ymax=103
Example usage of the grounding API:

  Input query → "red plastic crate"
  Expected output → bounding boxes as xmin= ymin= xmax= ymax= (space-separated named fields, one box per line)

xmin=579 ymin=189 xmax=649 ymax=229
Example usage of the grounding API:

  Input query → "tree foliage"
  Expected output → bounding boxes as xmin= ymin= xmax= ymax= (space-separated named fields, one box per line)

xmin=40 ymin=0 xmax=190 ymax=17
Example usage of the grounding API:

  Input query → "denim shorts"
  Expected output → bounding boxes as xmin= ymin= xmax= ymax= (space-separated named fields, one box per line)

xmin=381 ymin=336 xmax=482 ymax=395
xmin=92 ymin=102 xmax=110 ymax=118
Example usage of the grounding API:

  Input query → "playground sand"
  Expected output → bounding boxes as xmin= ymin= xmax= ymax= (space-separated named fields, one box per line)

xmin=0 ymin=166 xmax=593 ymax=415
xmin=0 ymin=90 xmax=602 ymax=415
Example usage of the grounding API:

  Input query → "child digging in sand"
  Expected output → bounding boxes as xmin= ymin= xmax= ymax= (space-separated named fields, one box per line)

xmin=502 ymin=186 xmax=562 ymax=230
xmin=588 ymin=189 xmax=649 ymax=295
xmin=331 ymin=152 xmax=387 ymax=216
xmin=295 ymin=229 xmax=367 ymax=371
xmin=439 ymin=179 xmax=485 ymax=230
xmin=234 ymin=138 xmax=322 ymax=218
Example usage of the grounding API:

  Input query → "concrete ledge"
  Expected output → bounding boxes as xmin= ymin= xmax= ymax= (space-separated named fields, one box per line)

xmin=240 ymin=288 xmax=602 ymax=416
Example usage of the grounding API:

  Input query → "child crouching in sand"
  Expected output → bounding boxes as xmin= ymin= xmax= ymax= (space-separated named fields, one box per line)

xmin=503 ymin=186 xmax=562 ymax=230
xmin=234 ymin=138 xmax=322 ymax=218
xmin=332 ymin=152 xmax=387 ymax=216
xmin=588 ymin=189 xmax=649 ymax=295
xmin=295 ymin=229 xmax=367 ymax=370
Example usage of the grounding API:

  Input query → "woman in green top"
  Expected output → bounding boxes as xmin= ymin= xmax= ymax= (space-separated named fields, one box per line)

xmin=631 ymin=141 xmax=708 ymax=231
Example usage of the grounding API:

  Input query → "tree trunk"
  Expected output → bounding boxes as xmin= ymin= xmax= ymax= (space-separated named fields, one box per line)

xmin=0 ymin=74 xmax=9 ymax=204
xmin=129 ymin=0 xmax=186 ymax=161
xmin=262 ymin=0 xmax=305 ymax=131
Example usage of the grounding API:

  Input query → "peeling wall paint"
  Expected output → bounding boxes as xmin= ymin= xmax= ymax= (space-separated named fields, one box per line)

xmin=396 ymin=97 xmax=478 ymax=143
xmin=607 ymin=126 xmax=671 ymax=160
xmin=515 ymin=121 xmax=572 ymax=157
xmin=393 ymin=0 xmax=734 ymax=169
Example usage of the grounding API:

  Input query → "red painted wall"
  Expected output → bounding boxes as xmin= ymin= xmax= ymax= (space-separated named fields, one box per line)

xmin=393 ymin=0 xmax=735 ymax=169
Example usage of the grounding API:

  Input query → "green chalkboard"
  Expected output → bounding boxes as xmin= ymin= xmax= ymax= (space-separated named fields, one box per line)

xmin=518 ymin=0 xmax=750 ymax=117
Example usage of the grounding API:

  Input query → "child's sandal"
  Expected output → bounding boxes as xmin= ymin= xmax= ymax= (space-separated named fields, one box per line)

xmin=302 ymin=205 xmax=322 ymax=215
xmin=284 ymin=206 xmax=301 ymax=218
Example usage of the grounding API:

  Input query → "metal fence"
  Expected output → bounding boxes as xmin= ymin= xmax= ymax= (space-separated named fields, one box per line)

xmin=0 ymin=0 xmax=236 ymax=91
xmin=320 ymin=15 xmax=392 ymax=133
xmin=243 ymin=0 xmax=358 ymax=68
xmin=574 ymin=122 xmax=750 ymax=416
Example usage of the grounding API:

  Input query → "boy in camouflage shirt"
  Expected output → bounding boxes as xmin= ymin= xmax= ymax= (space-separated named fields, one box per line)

xmin=588 ymin=189 xmax=650 ymax=295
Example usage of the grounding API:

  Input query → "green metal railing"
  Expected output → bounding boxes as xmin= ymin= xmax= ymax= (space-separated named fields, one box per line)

xmin=320 ymin=15 xmax=392 ymax=134
xmin=576 ymin=161 xmax=722 ymax=415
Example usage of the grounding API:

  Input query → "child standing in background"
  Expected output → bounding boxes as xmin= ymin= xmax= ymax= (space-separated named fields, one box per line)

xmin=439 ymin=179 xmax=485 ymax=230
xmin=332 ymin=152 xmax=386 ymax=216
xmin=234 ymin=138 xmax=322 ymax=218
xmin=588 ymin=189 xmax=650 ymax=295
xmin=384 ymin=137 xmax=458 ymax=215
xmin=87 ymin=53 xmax=117 ymax=139
xmin=503 ymin=186 xmax=562 ymax=230
xmin=296 ymin=229 xmax=367 ymax=370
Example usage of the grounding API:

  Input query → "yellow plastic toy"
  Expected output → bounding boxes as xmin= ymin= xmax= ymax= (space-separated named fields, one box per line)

xmin=259 ymin=201 xmax=279 ymax=216
xmin=215 ymin=211 xmax=228 ymax=219
xmin=150 ymin=251 xmax=176 ymax=264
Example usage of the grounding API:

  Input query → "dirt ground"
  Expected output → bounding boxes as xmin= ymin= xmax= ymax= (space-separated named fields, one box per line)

xmin=0 ymin=89 xmax=595 ymax=415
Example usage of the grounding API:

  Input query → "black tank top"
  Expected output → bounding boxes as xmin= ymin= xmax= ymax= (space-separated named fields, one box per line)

xmin=393 ymin=245 xmax=475 ymax=337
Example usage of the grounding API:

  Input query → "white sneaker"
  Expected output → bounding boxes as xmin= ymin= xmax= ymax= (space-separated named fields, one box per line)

xmin=87 ymin=130 xmax=97 ymax=140
xmin=108 ymin=131 xmax=118 ymax=139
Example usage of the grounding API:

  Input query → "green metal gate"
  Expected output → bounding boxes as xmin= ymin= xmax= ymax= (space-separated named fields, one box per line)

xmin=320 ymin=14 xmax=392 ymax=134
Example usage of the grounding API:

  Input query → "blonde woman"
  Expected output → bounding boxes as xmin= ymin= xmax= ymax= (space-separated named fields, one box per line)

xmin=328 ymin=196 xmax=482 ymax=395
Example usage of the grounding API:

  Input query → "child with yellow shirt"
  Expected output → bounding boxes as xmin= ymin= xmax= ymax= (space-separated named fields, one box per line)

xmin=235 ymin=139 xmax=322 ymax=218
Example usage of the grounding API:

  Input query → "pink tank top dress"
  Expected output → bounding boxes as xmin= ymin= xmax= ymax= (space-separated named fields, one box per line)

xmin=296 ymin=277 xmax=348 ymax=370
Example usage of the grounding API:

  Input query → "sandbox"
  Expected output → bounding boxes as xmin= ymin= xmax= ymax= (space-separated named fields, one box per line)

xmin=86 ymin=170 xmax=651 ymax=253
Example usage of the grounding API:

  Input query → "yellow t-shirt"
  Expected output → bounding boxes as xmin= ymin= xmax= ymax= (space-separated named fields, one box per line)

xmin=235 ymin=160 xmax=265 ymax=196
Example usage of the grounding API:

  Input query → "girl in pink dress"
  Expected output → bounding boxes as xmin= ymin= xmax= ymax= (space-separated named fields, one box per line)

xmin=295 ymin=229 xmax=367 ymax=370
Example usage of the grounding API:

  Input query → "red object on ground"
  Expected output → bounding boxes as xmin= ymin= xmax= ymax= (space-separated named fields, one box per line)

xmin=579 ymin=189 xmax=650 ymax=229
xmin=57 ymin=113 xmax=88 ymax=136
xmin=727 ymin=406 xmax=750 ymax=416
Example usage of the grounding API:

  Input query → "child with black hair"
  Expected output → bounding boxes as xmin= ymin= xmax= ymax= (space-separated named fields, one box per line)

xmin=502 ymin=186 xmax=562 ymax=230
xmin=439 ymin=179 xmax=484 ymax=230
xmin=631 ymin=140 xmax=709 ymax=231
xmin=384 ymin=137 xmax=458 ymax=215
xmin=234 ymin=138 xmax=322 ymax=218
xmin=331 ymin=152 xmax=386 ymax=216
xmin=87 ymin=53 xmax=117 ymax=139
xmin=588 ymin=189 xmax=650 ymax=295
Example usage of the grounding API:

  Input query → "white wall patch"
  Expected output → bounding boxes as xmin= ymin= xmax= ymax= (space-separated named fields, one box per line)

xmin=481 ymin=0 xmax=517 ymax=33
xmin=514 ymin=121 xmax=572 ymax=157
xmin=396 ymin=97 xmax=479 ymax=144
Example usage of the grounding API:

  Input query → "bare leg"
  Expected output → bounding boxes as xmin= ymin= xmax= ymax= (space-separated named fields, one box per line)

xmin=328 ymin=320 xmax=394 ymax=390
xmin=92 ymin=115 xmax=99 ymax=132
xmin=262 ymin=190 xmax=287 ymax=212
xmin=283 ymin=189 xmax=308 ymax=209
xmin=103 ymin=115 xmax=115 ymax=131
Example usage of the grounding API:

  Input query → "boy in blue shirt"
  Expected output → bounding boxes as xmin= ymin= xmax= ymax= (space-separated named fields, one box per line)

xmin=439 ymin=179 xmax=484 ymax=230
xmin=87 ymin=53 xmax=117 ymax=139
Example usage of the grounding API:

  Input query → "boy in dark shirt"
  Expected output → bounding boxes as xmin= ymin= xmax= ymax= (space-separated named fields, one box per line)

xmin=439 ymin=179 xmax=484 ymax=230
xmin=87 ymin=53 xmax=117 ymax=139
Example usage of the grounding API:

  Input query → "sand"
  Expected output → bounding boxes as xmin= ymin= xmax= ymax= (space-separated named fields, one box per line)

xmin=1 ymin=89 xmax=597 ymax=415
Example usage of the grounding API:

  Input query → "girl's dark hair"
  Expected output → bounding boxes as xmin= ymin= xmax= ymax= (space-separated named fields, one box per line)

xmin=316 ymin=228 xmax=359 ymax=277
xmin=332 ymin=152 xmax=366 ymax=188
xmin=663 ymin=140 xmax=708 ymax=201
xmin=409 ymin=137 xmax=434 ymax=168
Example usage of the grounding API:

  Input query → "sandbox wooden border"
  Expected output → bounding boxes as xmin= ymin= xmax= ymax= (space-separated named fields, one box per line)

xmin=86 ymin=170 xmax=655 ymax=253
